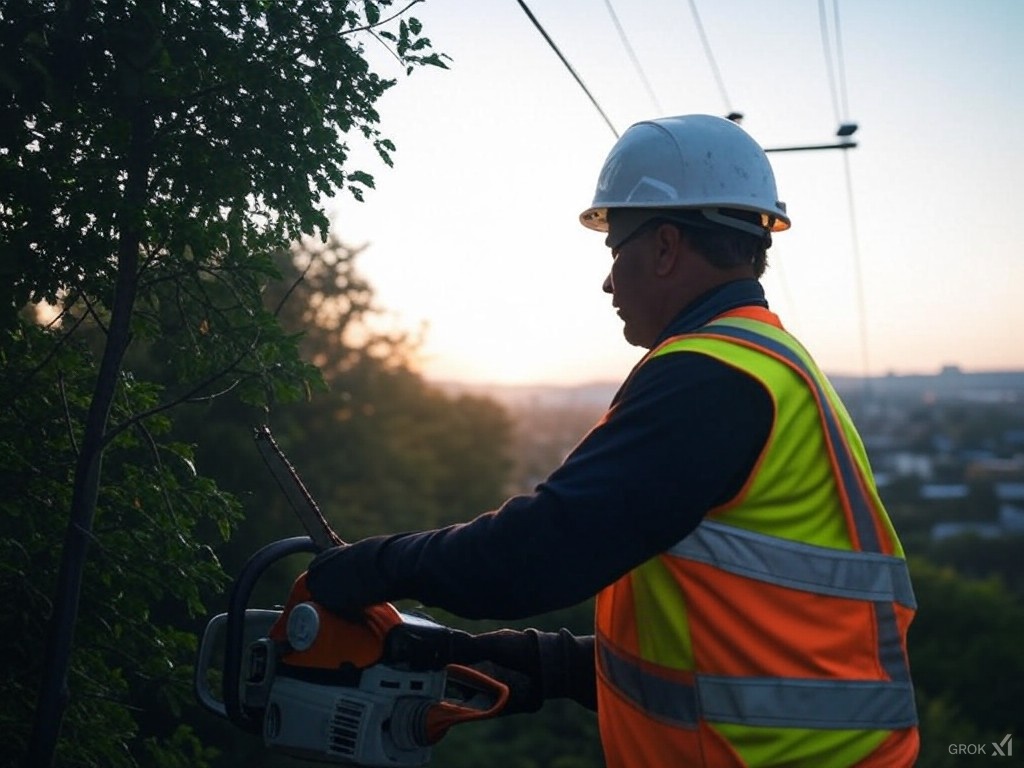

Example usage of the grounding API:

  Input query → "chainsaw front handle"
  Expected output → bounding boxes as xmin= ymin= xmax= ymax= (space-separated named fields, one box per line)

xmin=195 ymin=612 xmax=228 ymax=718
xmin=195 ymin=608 xmax=283 ymax=719
xmin=224 ymin=536 xmax=319 ymax=733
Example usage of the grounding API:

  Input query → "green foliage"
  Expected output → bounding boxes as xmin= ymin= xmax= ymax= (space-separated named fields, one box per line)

xmin=433 ymin=702 xmax=603 ymax=768
xmin=924 ymin=533 xmax=1024 ymax=597
xmin=0 ymin=0 xmax=448 ymax=321
xmin=141 ymin=725 xmax=220 ymax=768
xmin=1 ymin=2 xmax=448 ymax=766
xmin=0 ymin=322 xmax=240 ymax=767
xmin=908 ymin=557 xmax=1024 ymax=766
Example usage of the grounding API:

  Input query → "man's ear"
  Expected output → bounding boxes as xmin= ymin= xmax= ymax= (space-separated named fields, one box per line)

xmin=653 ymin=223 xmax=683 ymax=276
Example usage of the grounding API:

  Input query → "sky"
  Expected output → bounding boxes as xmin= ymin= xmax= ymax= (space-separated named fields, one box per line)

xmin=327 ymin=0 xmax=1024 ymax=386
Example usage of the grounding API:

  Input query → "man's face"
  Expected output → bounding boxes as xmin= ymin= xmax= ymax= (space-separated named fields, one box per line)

xmin=602 ymin=213 xmax=664 ymax=348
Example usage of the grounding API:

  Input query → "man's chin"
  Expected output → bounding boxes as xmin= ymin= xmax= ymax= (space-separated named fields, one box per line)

xmin=622 ymin=325 xmax=652 ymax=349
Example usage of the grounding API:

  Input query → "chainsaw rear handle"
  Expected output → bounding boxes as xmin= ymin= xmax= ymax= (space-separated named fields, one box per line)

xmin=224 ymin=536 xmax=320 ymax=734
xmin=426 ymin=664 xmax=510 ymax=743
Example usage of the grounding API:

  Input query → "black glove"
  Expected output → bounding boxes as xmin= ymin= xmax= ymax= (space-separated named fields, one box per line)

xmin=461 ymin=629 xmax=597 ymax=712
xmin=384 ymin=624 xmax=597 ymax=713
xmin=452 ymin=629 xmax=548 ymax=715
xmin=306 ymin=538 xmax=394 ymax=617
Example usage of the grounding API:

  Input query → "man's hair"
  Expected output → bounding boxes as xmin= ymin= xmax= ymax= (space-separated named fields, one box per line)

xmin=660 ymin=209 xmax=772 ymax=278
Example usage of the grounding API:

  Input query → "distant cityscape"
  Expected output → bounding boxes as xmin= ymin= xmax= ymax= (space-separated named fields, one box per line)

xmin=438 ymin=366 xmax=1024 ymax=548
xmin=438 ymin=365 xmax=1024 ymax=409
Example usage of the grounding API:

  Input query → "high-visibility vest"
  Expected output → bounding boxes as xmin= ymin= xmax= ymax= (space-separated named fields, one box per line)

xmin=595 ymin=308 xmax=919 ymax=767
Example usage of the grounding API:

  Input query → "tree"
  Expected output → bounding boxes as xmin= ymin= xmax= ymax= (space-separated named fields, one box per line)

xmin=0 ymin=2 xmax=446 ymax=765
xmin=908 ymin=557 xmax=1024 ymax=766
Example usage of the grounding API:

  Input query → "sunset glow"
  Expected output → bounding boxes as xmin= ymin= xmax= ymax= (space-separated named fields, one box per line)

xmin=329 ymin=0 xmax=1024 ymax=385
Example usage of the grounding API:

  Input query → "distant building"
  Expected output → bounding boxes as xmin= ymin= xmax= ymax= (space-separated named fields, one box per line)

xmin=999 ymin=504 xmax=1024 ymax=533
xmin=920 ymin=483 xmax=969 ymax=501
xmin=995 ymin=482 xmax=1024 ymax=503
xmin=966 ymin=457 xmax=1024 ymax=481
xmin=889 ymin=452 xmax=934 ymax=480
xmin=931 ymin=522 xmax=1003 ymax=541
xmin=929 ymin=489 xmax=1024 ymax=541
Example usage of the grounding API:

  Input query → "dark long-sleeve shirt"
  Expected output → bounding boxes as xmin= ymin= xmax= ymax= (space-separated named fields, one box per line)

xmin=373 ymin=279 xmax=775 ymax=619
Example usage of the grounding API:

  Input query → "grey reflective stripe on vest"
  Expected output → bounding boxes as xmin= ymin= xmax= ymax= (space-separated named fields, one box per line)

xmin=598 ymin=640 xmax=918 ymax=730
xmin=599 ymin=641 xmax=698 ymax=729
xmin=699 ymin=675 xmax=918 ymax=729
xmin=699 ymin=322 xmax=883 ymax=553
xmin=669 ymin=520 xmax=917 ymax=609
xmin=873 ymin=600 xmax=912 ymax=682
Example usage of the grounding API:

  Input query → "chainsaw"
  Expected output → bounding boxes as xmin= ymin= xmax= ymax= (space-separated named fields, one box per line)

xmin=194 ymin=426 xmax=509 ymax=766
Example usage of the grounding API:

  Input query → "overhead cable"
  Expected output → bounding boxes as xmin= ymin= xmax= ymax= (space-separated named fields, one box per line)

xmin=842 ymin=149 xmax=871 ymax=380
xmin=831 ymin=0 xmax=851 ymax=120
xmin=819 ymin=0 xmax=870 ymax=381
xmin=817 ymin=0 xmax=851 ymax=124
xmin=602 ymin=0 xmax=664 ymax=114
xmin=515 ymin=0 xmax=620 ymax=138
xmin=685 ymin=0 xmax=732 ymax=114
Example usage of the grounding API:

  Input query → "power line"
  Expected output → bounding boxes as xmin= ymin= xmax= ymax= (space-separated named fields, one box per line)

xmin=819 ymin=0 xmax=869 ymax=382
xmin=831 ymin=0 xmax=851 ymax=120
xmin=515 ymin=0 xmax=619 ymax=138
xmin=842 ymin=150 xmax=871 ymax=382
xmin=817 ymin=0 xmax=842 ymax=124
xmin=601 ymin=0 xmax=664 ymax=114
xmin=818 ymin=0 xmax=851 ymax=123
xmin=685 ymin=0 xmax=732 ymax=114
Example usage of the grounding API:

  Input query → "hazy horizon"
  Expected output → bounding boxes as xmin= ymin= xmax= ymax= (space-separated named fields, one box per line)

xmin=429 ymin=363 xmax=1024 ymax=391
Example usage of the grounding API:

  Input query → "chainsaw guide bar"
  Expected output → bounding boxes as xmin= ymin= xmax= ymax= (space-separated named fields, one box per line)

xmin=253 ymin=424 xmax=344 ymax=550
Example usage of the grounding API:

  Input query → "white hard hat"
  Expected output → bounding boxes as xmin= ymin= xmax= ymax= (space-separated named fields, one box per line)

xmin=579 ymin=114 xmax=791 ymax=237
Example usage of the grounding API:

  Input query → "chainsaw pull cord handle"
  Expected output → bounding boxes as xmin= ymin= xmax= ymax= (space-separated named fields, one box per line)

xmin=224 ymin=536 xmax=319 ymax=734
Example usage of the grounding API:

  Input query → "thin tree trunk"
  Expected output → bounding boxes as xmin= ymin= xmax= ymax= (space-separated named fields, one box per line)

xmin=28 ymin=103 xmax=151 ymax=766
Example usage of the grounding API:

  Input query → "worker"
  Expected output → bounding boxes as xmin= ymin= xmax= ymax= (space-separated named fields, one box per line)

xmin=307 ymin=114 xmax=920 ymax=767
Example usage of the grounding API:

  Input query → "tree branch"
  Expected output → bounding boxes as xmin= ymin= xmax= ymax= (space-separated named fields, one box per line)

xmin=15 ymin=299 xmax=89 ymax=392
xmin=78 ymin=292 xmax=110 ymax=335
xmin=341 ymin=0 xmax=425 ymax=38
xmin=160 ymin=0 xmax=426 ymax=132
xmin=57 ymin=371 xmax=80 ymax=456
xmin=128 ymin=399 xmax=182 ymax=530
xmin=101 ymin=328 xmax=262 ymax=448
xmin=272 ymin=249 xmax=314 ymax=318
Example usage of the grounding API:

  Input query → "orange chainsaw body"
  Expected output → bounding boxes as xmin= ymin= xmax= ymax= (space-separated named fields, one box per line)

xmin=268 ymin=572 xmax=509 ymax=744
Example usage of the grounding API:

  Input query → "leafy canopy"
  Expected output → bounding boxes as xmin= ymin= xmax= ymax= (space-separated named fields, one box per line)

xmin=0 ymin=0 xmax=448 ymax=323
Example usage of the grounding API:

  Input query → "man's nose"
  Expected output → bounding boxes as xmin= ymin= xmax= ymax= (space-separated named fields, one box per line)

xmin=602 ymin=273 xmax=612 ymax=294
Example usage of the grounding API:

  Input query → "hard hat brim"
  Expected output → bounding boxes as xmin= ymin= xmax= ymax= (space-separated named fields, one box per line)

xmin=580 ymin=205 xmax=791 ymax=234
